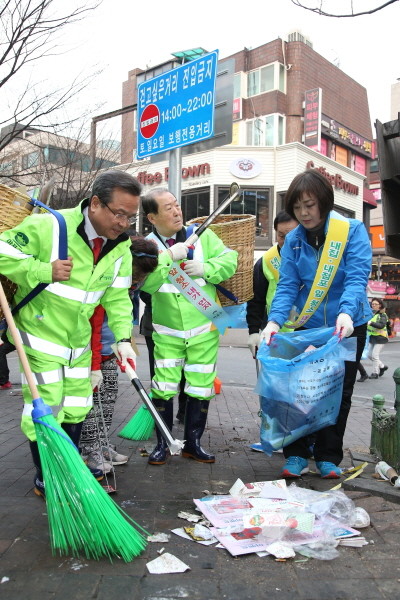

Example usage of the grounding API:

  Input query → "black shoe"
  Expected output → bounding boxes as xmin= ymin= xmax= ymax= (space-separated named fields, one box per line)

xmin=33 ymin=476 xmax=45 ymax=499
xmin=379 ymin=365 xmax=388 ymax=377
xmin=369 ymin=373 xmax=379 ymax=379
xmin=357 ymin=374 xmax=368 ymax=382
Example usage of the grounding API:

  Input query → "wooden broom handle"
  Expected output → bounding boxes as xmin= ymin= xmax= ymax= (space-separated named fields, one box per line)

xmin=0 ymin=282 xmax=40 ymax=399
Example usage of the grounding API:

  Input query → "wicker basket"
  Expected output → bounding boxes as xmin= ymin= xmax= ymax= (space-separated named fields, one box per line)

xmin=0 ymin=184 xmax=34 ymax=321
xmin=187 ymin=214 xmax=256 ymax=306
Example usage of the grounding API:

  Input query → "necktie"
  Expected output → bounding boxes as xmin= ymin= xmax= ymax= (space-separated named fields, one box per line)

xmin=92 ymin=237 xmax=103 ymax=264
xmin=166 ymin=238 xmax=175 ymax=247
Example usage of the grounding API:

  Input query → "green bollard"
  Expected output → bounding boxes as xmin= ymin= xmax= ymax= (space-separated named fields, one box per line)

xmin=370 ymin=394 xmax=385 ymax=455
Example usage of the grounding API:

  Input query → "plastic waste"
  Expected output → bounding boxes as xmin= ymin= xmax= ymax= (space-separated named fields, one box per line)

xmin=350 ymin=507 xmax=370 ymax=529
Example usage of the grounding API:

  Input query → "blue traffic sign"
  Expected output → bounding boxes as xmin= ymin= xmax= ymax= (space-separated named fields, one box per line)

xmin=137 ymin=50 xmax=218 ymax=160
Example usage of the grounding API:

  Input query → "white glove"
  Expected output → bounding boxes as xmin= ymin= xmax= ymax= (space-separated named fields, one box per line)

xmin=90 ymin=370 xmax=103 ymax=390
xmin=183 ymin=259 xmax=204 ymax=278
xmin=260 ymin=321 xmax=280 ymax=346
xmin=335 ymin=313 xmax=354 ymax=339
xmin=168 ymin=242 xmax=189 ymax=261
xmin=116 ymin=341 xmax=136 ymax=369
xmin=248 ymin=333 xmax=260 ymax=357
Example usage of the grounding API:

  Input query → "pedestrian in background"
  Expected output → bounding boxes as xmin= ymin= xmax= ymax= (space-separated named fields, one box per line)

xmin=367 ymin=297 xmax=389 ymax=379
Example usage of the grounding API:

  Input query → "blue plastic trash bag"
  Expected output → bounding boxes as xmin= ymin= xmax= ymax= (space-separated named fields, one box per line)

xmin=224 ymin=302 xmax=248 ymax=329
xmin=255 ymin=327 xmax=357 ymax=455
xmin=361 ymin=334 xmax=370 ymax=360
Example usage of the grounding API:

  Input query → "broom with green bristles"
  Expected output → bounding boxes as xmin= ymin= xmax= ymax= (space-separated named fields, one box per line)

xmin=118 ymin=394 xmax=155 ymax=441
xmin=0 ymin=282 xmax=148 ymax=560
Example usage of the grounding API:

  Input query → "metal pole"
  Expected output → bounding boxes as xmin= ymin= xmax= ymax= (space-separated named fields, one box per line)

xmin=168 ymin=147 xmax=182 ymax=204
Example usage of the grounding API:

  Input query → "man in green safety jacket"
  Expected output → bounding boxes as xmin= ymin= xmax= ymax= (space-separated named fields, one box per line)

xmin=0 ymin=170 xmax=140 ymax=497
xmin=141 ymin=188 xmax=238 ymax=465
xmin=246 ymin=210 xmax=298 ymax=357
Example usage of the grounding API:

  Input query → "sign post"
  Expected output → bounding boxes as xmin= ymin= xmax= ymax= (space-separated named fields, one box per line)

xmin=137 ymin=50 xmax=218 ymax=202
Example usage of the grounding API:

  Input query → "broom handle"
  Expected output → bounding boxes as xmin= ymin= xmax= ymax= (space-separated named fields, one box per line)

xmin=0 ymin=282 xmax=40 ymax=399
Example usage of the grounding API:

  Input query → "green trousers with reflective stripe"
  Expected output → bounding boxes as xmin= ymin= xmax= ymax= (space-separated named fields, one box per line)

xmin=20 ymin=351 xmax=93 ymax=441
xmin=151 ymin=329 xmax=219 ymax=402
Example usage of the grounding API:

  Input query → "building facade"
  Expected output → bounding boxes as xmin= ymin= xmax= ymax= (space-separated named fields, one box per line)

xmin=121 ymin=34 xmax=375 ymax=251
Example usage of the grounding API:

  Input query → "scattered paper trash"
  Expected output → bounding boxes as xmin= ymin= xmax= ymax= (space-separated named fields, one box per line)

xmin=1 ymin=577 xmax=9 ymax=584
xmin=146 ymin=552 xmax=190 ymax=574
xmin=171 ymin=527 xmax=218 ymax=546
xmin=266 ymin=541 xmax=296 ymax=559
xmin=177 ymin=511 xmax=202 ymax=522
xmin=147 ymin=533 xmax=170 ymax=543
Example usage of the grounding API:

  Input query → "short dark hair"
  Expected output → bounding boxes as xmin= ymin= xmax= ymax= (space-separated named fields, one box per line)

xmin=130 ymin=237 xmax=158 ymax=283
xmin=273 ymin=210 xmax=297 ymax=231
xmin=142 ymin=187 xmax=176 ymax=216
xmin=370 ymin=297 xmax=385 ymax=310
xmin=285 ymin=169 xmax=334 ymax=221
xmin=90 ymin=170 xmax=142 ymax=205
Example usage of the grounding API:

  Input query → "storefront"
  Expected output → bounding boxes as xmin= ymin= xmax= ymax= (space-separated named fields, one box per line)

xmin=129 ymin=141 xmax=365 ymax=250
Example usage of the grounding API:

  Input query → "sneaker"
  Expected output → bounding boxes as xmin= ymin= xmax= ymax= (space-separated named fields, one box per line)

xmin=0 ymin=381 xmax=12 ymax=389
xmin=250 ymin=443 xmax=264 ymax=452
xmin=281 ymin=456 xmax=309 ymax=478
xmin=379 ymin=365 xmax=388 ymax=377
xmin=101 ymin=446 xmax=128 ymax=465
xmin=369 ymin=373 xmax=379 ymax=379
xmin=316 ymin=461 xmax=342 ymax=479
xmin=33 ymin=476 xmax=45 ymax=499
xmin=85 ymin=451 xmax=112 ymax=474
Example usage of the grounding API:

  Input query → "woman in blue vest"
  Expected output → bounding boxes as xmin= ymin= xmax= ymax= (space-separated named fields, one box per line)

xmin=261 ymin=169 xmax=372 ymax=479
xmin=367 ymin=297 xmax=389 ymax=379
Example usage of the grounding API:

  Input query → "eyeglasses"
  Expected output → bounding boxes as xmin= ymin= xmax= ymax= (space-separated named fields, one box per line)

xmin=101 ymin=202 xmax=136 ymax=225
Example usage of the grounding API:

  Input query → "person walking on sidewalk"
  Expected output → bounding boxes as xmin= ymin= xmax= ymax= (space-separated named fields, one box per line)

xmin=367 ymin=297 xmax=389 ymax=379
xmin=0 ymin=170 xmax=140 ymax=497
xmin=261 ymin=169 xmax=372 ymax=480
xmin=141 ymin=188 xmax=238 ymax=465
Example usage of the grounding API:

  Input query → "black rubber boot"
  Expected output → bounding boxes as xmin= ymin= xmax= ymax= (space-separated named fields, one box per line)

xmin=62 ymin=422 xmax=104 ymax=481
xmin=29 ymin=440 xmax=45 ymax=499
xmin=148 ymin=399 xmax=173 ymax=465
xmin=182 ymin=399 xmax=215 ymax=463
xmin=176 ymin=389 xmax=187 ymax=424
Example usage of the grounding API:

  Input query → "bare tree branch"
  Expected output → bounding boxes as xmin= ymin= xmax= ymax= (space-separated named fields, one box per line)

xmin=290 ymin=0 xmax=399 ymax=17
xmin=0 ymin=0 xmax=101 ymax=147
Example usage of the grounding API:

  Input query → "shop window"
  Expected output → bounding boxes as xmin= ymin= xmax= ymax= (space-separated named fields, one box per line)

xmin=181 ymin=189 xmax=210 ymax=224
xmin=217 ymin=187 xmax=270 ymax=239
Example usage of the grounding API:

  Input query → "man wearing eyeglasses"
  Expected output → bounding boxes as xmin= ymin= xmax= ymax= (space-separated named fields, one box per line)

xmin=0 ymin=169 xmax=140 ymax=498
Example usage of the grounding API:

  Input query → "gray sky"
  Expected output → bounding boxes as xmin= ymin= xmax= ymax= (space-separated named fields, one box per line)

xmin=7 ymin=0 xmax=400 ymax=138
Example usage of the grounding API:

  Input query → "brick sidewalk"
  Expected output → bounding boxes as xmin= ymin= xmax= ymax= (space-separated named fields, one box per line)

xmin=1 ymin=370 xmax=400 ymax=600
